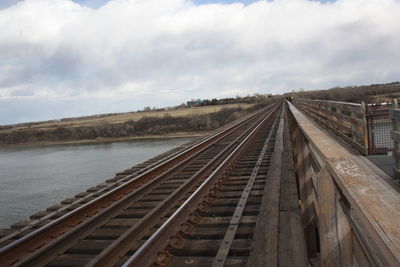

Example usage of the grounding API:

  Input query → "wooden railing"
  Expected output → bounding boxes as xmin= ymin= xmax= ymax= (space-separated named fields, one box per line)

xmin=292 ymin=99 xmax=368 ymax=155
xmin=391 ymin=99 xmax=400 ymax=179
xmin=286 ymin=101 xmax=400 ymax=266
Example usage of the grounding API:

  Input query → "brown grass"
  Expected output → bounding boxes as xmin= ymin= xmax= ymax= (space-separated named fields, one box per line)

xmin=1 ymin=104 xmax=254 ymax=134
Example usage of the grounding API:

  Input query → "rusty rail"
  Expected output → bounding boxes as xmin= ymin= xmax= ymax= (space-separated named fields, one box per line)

xmin=122 ymin=105 xmax=280 ymax=266
xmin=0 ymin=105 xmax=275 ymax=266
xmin=85 ymin=105 xmax=279 ymax=267
xmin=287 ymin=101 xmax=400 ymax=266
xmin=293 ymin=99 xmax=368 ymax=155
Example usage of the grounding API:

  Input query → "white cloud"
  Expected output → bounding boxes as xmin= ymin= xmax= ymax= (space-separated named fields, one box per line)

xmin=0 ymin=0 xmax=400 ymax=124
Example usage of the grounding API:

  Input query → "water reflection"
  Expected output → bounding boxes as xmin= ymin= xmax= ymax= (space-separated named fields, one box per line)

xmin=0 ymin=138 xmax=192 ymax=228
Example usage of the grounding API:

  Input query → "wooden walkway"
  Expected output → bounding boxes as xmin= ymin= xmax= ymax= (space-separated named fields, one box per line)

xmin=248 ymin=110 xmax=308 ymax=266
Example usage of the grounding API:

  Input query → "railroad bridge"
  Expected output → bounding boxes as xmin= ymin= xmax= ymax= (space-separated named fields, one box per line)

xmin=0 ymin=100 xmax=399 ymax=266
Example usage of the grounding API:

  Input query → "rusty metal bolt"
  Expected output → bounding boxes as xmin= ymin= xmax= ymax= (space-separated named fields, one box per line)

xmin=188 ymin=213 xmax=201 ymax=224
xmin=168 ymin=234 xmax=183 ymax=248
xmin=180 ymin=222 xmax=193 ymax=234
xmin=154 ymin=251 xmax=171 ymax=267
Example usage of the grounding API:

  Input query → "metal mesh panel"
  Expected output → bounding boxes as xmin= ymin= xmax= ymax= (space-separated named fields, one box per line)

xmin=367 ymin=106 xmax=393 ymax=154
xmin=371 ymin=116 xmax=393 ymax=150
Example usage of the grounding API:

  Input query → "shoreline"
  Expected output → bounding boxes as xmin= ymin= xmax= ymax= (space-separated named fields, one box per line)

xmin=0 ymin=132 xmax=207 ymax=149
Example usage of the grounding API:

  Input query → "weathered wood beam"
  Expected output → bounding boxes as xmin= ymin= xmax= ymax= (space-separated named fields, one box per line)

xmin=288 ymin=101 xmax=400 ymax=266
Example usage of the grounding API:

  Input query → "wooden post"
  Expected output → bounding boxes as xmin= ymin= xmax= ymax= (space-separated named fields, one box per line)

xmin=392 ymin=99 xmax=400 ymax=179
xmin=350 ymin=109 xmax=357 ymax=143
xmin=315 ymin=169 xmax=353 ymax=267
xmin=335 ymin=191 xmax=353 ymax=266
xmin=317 ymin=168 xmax=341 ymax=266
xmin=294 ymin=133 xmax=317 ymax=258
xmin=361 ymin=102 xmax=369 ymax=155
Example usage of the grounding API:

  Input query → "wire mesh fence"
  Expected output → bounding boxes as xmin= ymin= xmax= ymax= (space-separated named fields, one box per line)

xmin=366 ymin=104 xmax=393 ymax=155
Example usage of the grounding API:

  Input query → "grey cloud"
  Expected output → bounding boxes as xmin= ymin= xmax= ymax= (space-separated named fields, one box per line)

xmin=1 ymin=0 xmax=400 ymax=124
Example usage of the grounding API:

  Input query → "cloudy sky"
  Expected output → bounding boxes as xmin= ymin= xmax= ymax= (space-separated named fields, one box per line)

xmin=0 ymin=0 xmax=399 ymax=124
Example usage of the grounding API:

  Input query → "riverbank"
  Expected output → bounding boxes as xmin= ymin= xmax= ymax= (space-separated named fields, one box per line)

xmin=1 ymin=104 xmax=262 ymax=147
xmin=0 ymin=131 xmax=205 ymax=149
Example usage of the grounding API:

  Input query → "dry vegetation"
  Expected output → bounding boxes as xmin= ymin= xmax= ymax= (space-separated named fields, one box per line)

xmin=0 ymin=103 xmax=270 ymax=146
xmin=0 ymin=104 xmax=254 ymax=134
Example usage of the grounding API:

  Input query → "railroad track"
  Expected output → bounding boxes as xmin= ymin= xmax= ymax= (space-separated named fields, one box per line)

xmin=0 ymin=109 xmax=252 ymax=242
xmin=0 ymin=108 xmax=250 ymax=241
xmin=124 ymin=106 xmax=282 ymax=267
xmin=0 ymin=104 xmax=279 ymax=266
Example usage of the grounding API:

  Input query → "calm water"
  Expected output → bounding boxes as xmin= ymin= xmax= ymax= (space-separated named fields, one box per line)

xmin=0 ymin=138 xmax=192 ymax=228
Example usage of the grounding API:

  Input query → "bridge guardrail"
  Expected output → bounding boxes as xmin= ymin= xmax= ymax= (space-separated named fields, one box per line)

xmin=292 ymin=99 xmax=368 ymax=155
xmin=391 ymin=99 xmax=400 ymax=179
xmin=286 ymin=100 xmax=400 ymax=266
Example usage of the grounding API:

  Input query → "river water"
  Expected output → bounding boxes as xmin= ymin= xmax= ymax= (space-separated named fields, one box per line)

xmin=0 ymin=138 xmax=192 ymax=228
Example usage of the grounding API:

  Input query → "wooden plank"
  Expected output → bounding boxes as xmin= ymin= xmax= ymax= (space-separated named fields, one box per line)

xmin=288 ymin=101 xmax=400 ymax=265
xmin=279 ymin=152 xmax=299 ymax=212
xmin=48 ymin=254 xmax=94 ymax=266
xmin=198 ymin=216 xmax=257 ymax=226
xmin=299 ymin=137 xmax=318 ymax=257
xmin=290 ymin=115 xmax=318 ymax=258
xmin=294 ymin=133 xmax=308 ymax=220
xmin=336 ymin=192 xmax=353 ymax=266
xmin=247 ymin=114 xmax=284 ymax=267
xmin=310 ymin=167 xmax=318 ymax=194
xmin=170 ymin=256 xmax=247 ymax=267
xmin=294 ymin=99 xmax=362 ymax=107
xmin=250 ymin=165 xmax=281 ymax=266
xmin=278 ymin=211 xmax=308 ymax=267
xmin=353 ymin=235 xmax=372 ymax=267
xmin=278 ymin=110 xmax=308 ymax=265
xmin=295 ymin=102 xmax=368 ymax=155
xmin=68 ymin=240 xmax=112 ymax=254
xmin=317 ymin=167 xmax=342 ymax=267
xmin=310 ymin=182 xmax=320 ymax=219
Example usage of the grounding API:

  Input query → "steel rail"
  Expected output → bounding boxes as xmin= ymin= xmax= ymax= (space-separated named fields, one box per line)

xmin=0 ymin=106 xmax=258 ymax=247
xmin=212 ymin=107 xmax=280 ymax=267
xmin=0 ymin=135 xmax=203 ymax=247
xmin=122 ymin=104 xmax=279 ymax=266
xmin=84 ymin=105 xmax=277 ymax=266
xmin=0 ymin=104 xmax=255 ymax=248
xmin=0 ymin=105 xmax=274 ymax=266
xmin=15 ymin=105 xmax=271 ymax=267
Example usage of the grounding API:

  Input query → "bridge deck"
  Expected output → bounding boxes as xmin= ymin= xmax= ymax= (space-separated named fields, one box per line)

xmin=0 ymin=105 xmax=308 ymax=266
xmin=0 ymin=102 xmax=399 ymax=266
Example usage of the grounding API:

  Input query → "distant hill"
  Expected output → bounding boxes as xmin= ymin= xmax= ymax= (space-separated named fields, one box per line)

xmin=0 ymin=94 xmax=279 ymax=147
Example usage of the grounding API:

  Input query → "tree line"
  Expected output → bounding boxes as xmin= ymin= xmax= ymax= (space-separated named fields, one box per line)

xmin=0 ymin=105 xmax=266 ymax=145
xmin=289 ymin=82 xmax=400 ymax=103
